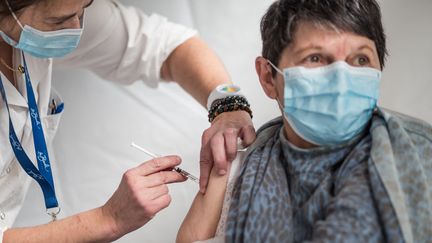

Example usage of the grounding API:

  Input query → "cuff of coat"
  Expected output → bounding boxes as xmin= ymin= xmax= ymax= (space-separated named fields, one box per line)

xmin=0 ymin=226 xmax=7 ymax=243
xmin=144 ymin=17 xmax=198 ymax=88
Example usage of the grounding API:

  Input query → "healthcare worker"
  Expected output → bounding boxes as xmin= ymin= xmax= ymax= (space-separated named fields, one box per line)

xmin=0 ymin=0 xmax=255 ymax=242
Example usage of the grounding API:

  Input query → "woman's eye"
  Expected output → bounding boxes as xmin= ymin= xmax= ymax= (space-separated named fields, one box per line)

xmin=308 ymin=55 xmax=321 ymax=63
xmin=301 ymin=54 xmax=326 ymax=67
xmin=354 ymin=55 xmax=370 ymax=66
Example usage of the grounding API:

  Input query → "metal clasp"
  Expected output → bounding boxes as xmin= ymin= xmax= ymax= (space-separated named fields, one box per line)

xmin=17 ymin=65 xmax=25 ymax=74
xmin=46 ymin=207 xmax=61 ymax=222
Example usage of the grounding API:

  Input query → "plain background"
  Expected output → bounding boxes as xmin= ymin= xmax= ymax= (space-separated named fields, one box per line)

xmin=15 ymin=0 xmax=431 ymax=242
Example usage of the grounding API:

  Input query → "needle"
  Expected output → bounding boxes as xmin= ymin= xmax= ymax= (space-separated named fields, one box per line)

xmin=130 ymin=142 xmax=199 ymax=184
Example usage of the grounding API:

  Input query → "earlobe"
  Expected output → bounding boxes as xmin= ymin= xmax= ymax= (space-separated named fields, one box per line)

xmin=255 ymin=56 xmax=278 ymax=99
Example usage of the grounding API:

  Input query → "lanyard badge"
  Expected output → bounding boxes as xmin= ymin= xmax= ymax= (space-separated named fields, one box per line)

xmin=0 ymin=53 xmax=60 ymax=221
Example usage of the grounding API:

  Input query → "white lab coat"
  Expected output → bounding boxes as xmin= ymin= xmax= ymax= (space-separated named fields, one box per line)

xmin=0 ymin=0 xmax=196 ymax=240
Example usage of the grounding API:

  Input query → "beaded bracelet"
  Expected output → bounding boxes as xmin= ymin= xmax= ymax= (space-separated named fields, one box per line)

xmin=208 ymin=95 xmax=253 ymax=122
xmin=208 ymin=96 xmax=249 ymax=118
xmin=210 ymin=95 xmax=248 ymax=109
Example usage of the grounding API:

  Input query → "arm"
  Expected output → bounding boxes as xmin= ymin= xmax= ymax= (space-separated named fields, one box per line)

xmin=58 ymin=0 xmax=255 ymax=193
xmin=3 ymin=156 xmax=186 ymax=243
xmin=176 ymin=162 xmax=232 ymax=243
xmin=160 ymin=36 xmax=255 ymax=193
xmin=3 ymin=208 xmax=116 ymax=243
xmin=161 ymin=36 xmax=230 ymax=107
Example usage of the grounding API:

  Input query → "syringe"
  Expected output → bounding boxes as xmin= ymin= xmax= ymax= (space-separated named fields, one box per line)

xmin=130 ymin=142 xmax=199 ymax=184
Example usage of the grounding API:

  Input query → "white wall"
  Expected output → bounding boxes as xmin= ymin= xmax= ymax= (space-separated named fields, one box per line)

xmin=378 ymin=0 xmax=432 ymax=123
xmin=188 ymin=0 xmax=432 ymax=125
xmin=16 ymin=1 xmax=430 ymax=243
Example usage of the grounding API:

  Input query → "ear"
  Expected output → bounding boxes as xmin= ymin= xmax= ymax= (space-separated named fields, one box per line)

xmin=255 ymin=56 xmax=278 ymax=99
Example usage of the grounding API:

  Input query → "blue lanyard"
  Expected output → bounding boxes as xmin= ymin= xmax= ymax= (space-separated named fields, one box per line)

xmin=0 ymin=53 xmax=58 ymax=210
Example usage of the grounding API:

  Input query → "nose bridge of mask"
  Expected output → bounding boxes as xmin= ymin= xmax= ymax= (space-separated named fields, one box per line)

xmin=329 ymin=61 xmax=382 ymax=99
xmin=332 ymin=63 xmax=349 ymax=94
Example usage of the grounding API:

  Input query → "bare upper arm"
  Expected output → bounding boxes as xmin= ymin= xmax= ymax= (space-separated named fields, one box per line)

xmin=176 ymin=164 xmax=231 ymax=243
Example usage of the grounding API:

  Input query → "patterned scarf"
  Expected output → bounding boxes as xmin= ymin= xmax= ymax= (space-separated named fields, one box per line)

xmin=226 ymin=109 xmax=432 ymax=243
xmin=225 ymin=117 xmax=380 ymax=242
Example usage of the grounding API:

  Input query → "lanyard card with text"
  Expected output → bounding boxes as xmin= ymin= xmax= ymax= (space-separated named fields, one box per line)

xmin=0 ymin=53 xmax=60 ymax=220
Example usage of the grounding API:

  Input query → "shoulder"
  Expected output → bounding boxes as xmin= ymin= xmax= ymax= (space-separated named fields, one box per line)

xmin=245 ymin=117 xmax=284 ymax=153
xmin=256 ymin=116 xmax=284 ymax=134
xmin=377 ymin=108 xmax=432 ymax=143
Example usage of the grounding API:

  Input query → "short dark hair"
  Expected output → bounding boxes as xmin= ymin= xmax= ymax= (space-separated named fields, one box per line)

xmin=0 ymin=0 xmax=39 ymax=17
xmin=261 ymin=0 xmax=388 ymax=73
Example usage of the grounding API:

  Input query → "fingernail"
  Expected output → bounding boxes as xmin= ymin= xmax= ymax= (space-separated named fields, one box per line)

xmin=218 ymin=170 xmax=227 ymax=175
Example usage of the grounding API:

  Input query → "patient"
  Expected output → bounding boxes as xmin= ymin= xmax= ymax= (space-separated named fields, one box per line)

xmin=177 ymin=0 xmax=432 ymax=242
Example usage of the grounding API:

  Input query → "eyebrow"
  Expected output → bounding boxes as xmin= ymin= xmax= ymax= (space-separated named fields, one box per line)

xmin=47 ymin=0 xmax=94 ymax=22
xmin=293 ymin=44 xmax=323 ymax=56
xmin=293 ymin=43 xmax=375 ymax=56
xmin=357 ymin=44 xmax=375 ymax=53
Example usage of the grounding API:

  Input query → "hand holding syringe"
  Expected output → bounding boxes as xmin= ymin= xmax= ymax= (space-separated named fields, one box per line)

xmin=131 ymin=142 xmax=199 ymax=184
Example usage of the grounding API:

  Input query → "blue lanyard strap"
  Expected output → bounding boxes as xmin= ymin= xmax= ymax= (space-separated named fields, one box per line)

xmin=0 ymin=54 xmax=58 ymax=209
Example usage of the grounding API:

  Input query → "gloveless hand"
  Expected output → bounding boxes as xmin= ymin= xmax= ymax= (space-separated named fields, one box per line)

xmin=199 ymin=110 xmax=256 ymax=193
xmin=101 ymin=156 xmax=186 ymax=239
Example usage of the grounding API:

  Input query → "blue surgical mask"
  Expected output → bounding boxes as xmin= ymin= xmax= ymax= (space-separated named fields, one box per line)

xmin=268 ymin=60 xmax=381 ymax=146
xmin=0 ymin=0 xmax=83 ymax=58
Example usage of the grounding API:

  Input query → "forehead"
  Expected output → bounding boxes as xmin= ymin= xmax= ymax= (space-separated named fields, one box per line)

xmin=36 ymin=0 xmax=87 ymax=12
xmin=289 ymin=21 xmax=376 ymax=51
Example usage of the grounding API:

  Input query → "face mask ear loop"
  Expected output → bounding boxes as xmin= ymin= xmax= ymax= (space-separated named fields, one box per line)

xmin=266 ymin=59 xmax=285 ymax=110
xmin=267 ymin=60 xmax=284 ymax=76
xmin=78 ymin=9 xmax=86 ymax=29
xmin=4 ymin=0 xmax=25 ymax=30
xmin=267 ymin=59 xmax=314 ymax=144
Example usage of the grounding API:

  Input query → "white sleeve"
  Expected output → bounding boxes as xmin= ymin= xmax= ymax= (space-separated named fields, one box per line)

xmin=55 ymin=0 xmax=197 ymax=88
xmin=0 ymin=226 xmax=6 ymax=243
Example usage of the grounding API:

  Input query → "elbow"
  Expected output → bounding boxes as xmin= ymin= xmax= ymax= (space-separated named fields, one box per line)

xmin=176 ymin=222 xmax=216 ymax=243
xmin=176 ymin=224 xmax=197 ymax=243
xmin=176 ymin=223 xmax=189 ymax=243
